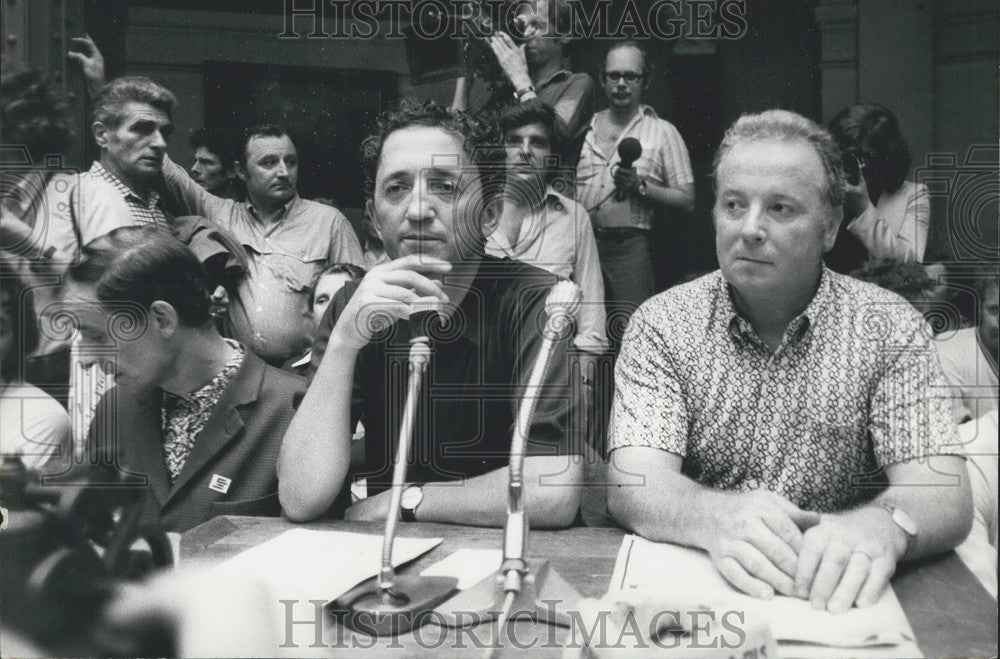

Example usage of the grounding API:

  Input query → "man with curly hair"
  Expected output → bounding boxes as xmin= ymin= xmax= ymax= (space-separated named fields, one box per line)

xmin=280 ymin=100 xmax=585 ymax=527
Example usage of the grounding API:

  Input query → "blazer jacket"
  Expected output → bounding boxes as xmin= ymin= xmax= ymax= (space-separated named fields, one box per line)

xmin=89 ymin=348 xmax=305 ymax=533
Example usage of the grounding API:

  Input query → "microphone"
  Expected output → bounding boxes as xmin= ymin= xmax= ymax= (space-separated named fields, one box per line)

xmin=614 ymin=137 xmax=643 ymax=201
xmin=333 ymin=307 xmax=458 ymax=636
xmin=431 ymin=282 xmax=584 ymax=642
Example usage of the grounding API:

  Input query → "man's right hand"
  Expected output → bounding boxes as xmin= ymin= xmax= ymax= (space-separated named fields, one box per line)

xmin=67 ymin=34 xmax=106 ymax=97
xmin=702 ymin=490 xmax=820 ymax=599
xmin=330 ymin=255 xmax=452 ymax=351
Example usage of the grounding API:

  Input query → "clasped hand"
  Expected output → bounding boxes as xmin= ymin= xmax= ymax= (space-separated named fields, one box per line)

xmin=612 ymin=167 xmax=643 ymax=196
xmin=330 ymin=255 xmax=451 ymax=351
xmin=705 ymin=491 xmax=905 ymax=613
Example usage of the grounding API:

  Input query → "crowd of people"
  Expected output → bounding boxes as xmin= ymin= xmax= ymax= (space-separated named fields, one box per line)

xmin=1 ymin=0 xmax=997 ymax=618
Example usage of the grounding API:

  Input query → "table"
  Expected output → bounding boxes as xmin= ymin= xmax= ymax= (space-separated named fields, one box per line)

xmin=182 ymin=516 xmax=998 ymax=657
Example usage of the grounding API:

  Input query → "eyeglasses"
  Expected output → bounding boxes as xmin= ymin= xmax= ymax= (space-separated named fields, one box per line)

xmin=603 ymin=71 xmax=643 ymax=84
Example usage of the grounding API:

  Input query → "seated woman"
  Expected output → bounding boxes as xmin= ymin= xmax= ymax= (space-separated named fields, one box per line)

xmin=284 ymin=262 xmax=366 ymax=376
xmin=0 ymin=253 xmax=72 ymax=471
xmin=827 ymin=104 xmax=930 ymax=270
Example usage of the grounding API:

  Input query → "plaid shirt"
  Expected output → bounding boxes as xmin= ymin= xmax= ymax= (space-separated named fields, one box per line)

xmin=88 ymin=161 xmax=167 ymax=227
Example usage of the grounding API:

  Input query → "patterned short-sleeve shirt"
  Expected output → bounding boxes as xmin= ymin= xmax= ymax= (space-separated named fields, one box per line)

xmin=161 ymin=339 xmax=245 ymax=482
xmin=609 ymin=268 xmax=961 ymax=512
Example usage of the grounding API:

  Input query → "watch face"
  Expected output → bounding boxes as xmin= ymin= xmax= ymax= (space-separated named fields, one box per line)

xmin=401 ymin=486 xmax=422 ymax=510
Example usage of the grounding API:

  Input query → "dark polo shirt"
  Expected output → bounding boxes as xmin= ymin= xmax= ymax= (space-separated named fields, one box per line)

xmin=310 ymin=256 xmax=585 ymax=493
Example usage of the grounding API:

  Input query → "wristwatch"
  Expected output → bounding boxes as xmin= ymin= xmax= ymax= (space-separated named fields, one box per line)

xmin=514 ymin=84 xmax=535 ymax=101
xmin=401 ymin=484 xmax=423 ymax=522
xmin=637 ymin=177 xmax=648 ymax=197
xmin=880 ymin=503 xmax=918 ymax=549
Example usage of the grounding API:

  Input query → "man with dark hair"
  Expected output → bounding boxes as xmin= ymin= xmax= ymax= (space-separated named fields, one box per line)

xmin=607 ymin=109 xmax=970 ymax=613
xmin=452 ymin=0 xmax=595 ymax=163
xmin=577 ymin=41 xmax=695 ymax=326
xmin=490 ymin=99 xmax=607 ymax=356
xmin=280 ymin=100 xmax=584 ymax=527
xmin=189 ymin=128 xmax=243 ymax=201
xmin=160 ymin=123 xmax=363 ymax=366
xmin=64 ymin=226 xmax=305 ymax=532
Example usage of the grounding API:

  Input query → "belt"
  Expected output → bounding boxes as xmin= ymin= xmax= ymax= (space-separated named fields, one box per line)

xmin=593 ymin=226 xmax=647 ymax=240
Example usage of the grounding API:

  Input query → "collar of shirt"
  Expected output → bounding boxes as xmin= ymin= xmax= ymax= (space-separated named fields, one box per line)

xmin=161 ymin=338 xmax=245 ymax=418
xmin=246 ymin=195 xmax=299 ymax=224
xmin=487 ymin=185 xmax=567 ymax=258
xmin=716 ymin=268 xmax=833 ymax=350
xmin=90 ymin=161 xmax=161 ymax=209
xmin=536 ymin=69 xmax=571 ymax=91
xmin=582 ymin=105 xmax=659 ymax=163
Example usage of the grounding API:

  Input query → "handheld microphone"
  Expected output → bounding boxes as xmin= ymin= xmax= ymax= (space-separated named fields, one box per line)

xmin=333 ymin=306 xmax=458 ymax=636
xmin=431 ymin=282 xmax=584 ymax=644
xmin=614 ymin=137 xmax=643 ymax=201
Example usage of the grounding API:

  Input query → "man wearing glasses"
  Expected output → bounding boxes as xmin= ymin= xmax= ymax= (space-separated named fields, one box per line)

xmin=576 ymin=42 xmax=695 ymax=334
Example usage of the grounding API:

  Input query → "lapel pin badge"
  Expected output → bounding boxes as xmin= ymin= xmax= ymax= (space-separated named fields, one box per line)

xmin=209 ymin=474 xmax=232 ymax=494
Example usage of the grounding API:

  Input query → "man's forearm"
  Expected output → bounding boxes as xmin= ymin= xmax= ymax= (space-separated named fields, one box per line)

xmin=863 ymin=455 xmax=972 ymax=561
xmin=278 ymin=336 xmax=358 ymax=521
xmin=607 ymin=453 xmax=725 ymax=549
xmin=415 ymin=456 xmax=582 ymax=529
xmin=643 ymin=181 xmax=695 ymax=213
xmin=451 ymin=76 xmax=471 ymax=111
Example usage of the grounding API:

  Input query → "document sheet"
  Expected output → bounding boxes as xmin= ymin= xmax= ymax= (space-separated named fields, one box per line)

xmin=610 ymin=535 xmax=920 ymax=654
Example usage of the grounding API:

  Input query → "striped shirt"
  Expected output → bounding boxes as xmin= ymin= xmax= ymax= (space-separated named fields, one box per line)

xmin=486 ymin=186 xmax=608 ymax=353
xmin=576 ymin=105 xmax=694 ymax=231
xmin=88 ymin=161 xmax=167 ymax=227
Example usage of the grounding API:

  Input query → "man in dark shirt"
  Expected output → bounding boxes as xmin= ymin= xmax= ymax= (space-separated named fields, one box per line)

xmin=279 ymin=100 xmax=584 ymax=527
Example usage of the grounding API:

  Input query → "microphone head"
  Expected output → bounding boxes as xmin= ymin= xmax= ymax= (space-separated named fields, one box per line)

xmin=617 ymin=137 xmax=643 ymax=168
xmin=544 ymin=280 xmax=582 ymax=320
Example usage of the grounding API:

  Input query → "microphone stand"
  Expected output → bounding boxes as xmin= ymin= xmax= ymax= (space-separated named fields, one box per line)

xmin=333 ymin=323 xmax=458 ymax=636
xmin=432 ymin=283 xmax=583 ymax=643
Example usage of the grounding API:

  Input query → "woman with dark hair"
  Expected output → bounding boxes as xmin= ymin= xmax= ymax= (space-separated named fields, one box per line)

xmin=827 ymin=104 xmax=930 ymax=266
xmin=0 ymin=253 xmax=71 ymax=470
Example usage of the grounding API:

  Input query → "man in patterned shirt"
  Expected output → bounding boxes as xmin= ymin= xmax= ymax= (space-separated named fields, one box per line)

xmin=64 ymin=226 xmax=305 ymax=532
xmin=607 ymin=110 xmax=971 ymax=614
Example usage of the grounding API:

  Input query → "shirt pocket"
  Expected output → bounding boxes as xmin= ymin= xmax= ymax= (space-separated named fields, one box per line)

xmin=253 ymin=249 xmax=326 ymax=294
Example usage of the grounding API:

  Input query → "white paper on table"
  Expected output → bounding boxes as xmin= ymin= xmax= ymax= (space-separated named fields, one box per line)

xmin=610 ymin=535 xmax=917 ymax=649
xmin=215 ymin=528 xmax=442 ymax=602
xmin=420 ymin=548 xmax=503 ymax=589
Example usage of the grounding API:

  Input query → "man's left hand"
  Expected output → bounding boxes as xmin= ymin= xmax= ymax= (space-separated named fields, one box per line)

xmin=794 ymin=507 xmax=907 ymax=613
xmin=613 ymin=167 xmax=643 ymax=196
xmin=344 ymin=489 xmax=398 ymax=522
xmin=488 ymin=33 xmax=532 ymax=92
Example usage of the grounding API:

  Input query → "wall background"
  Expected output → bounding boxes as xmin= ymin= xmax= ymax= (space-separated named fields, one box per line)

xmin=2 ymin=0 xmax=996 ymax=273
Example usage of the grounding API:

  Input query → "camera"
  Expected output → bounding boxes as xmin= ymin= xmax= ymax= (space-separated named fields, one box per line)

xmin=404 ymin=1 xmax=535 ymax=85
